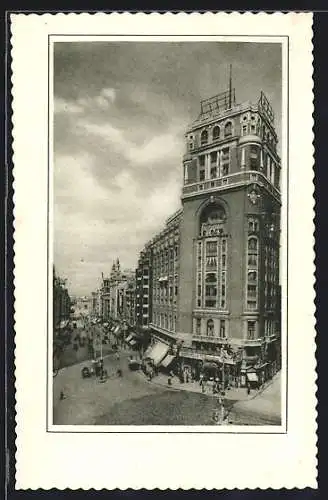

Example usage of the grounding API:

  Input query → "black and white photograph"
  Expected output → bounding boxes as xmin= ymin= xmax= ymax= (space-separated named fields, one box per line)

xmin=52 ymin=41 xmax=283 ymax=427
xmin=12 ymin=12 xmax=316 ymax=490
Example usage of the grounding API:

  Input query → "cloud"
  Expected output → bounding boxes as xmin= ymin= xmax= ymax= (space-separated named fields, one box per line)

xmin=54 ymin=151 xmax=181 ymax=294
xmin=53 ymin=42 xmax=282 ymax=294
xmin=54 ymin=97 xmax=84 ymax=114
xmin=76 ymin=116 xmax=184 ymax=168
xmin=55 ymin=87 xmax=117 ymax=116
xmin=101 ymin=87 xmax=116 ymax=103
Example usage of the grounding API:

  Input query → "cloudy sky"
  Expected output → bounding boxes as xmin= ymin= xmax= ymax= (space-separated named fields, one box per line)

xmin=54 ymin=41 xmax=282 ymax=296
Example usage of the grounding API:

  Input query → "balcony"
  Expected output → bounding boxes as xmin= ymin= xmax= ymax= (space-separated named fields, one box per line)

xmin=244 ymin=337 xmax=264 ymax=347
xmin=192 ymin=334 xmax=228 ymax=344
xmin=182 ymin=171 xmax=281 ymax=201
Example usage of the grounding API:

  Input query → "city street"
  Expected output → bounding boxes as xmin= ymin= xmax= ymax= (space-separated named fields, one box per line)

xmin=53 ymin=348 xmax=281 ymax=426
xmin=55 ymin=323 xmax=114 ymax=371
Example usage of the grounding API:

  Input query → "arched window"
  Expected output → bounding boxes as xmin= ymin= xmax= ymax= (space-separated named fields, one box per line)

xmin=212 ymin=126 xmax=220 ymax=140
xmin=207 ymin=319 xmax=214 ymax=336
xmin=200 ymin=204 xmax=226 ymax=225
xmin=199 ymin=203 xmax=226 ymax=236
xmin=224 ymin=121 xmax=232 ymax=137
xmin=201 ymin=129 xmax=208 ymax=145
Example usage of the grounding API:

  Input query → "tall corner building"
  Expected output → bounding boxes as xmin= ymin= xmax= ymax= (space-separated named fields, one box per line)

xmin=138 ymin=84 xmax=282 ymax=384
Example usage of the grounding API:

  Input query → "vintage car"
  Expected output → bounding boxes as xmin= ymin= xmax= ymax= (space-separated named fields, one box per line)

xmin=128 ymin=359 xmax=140 ymax=371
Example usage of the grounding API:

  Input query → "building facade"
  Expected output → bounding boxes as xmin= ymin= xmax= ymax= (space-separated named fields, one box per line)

xmin=138 ymin=87 xmax=281 ymax=385
xmin=53 ymin=268 xmax=71 ymax=331
xmin=100 ymin=259 xmax=135 ymax=324
xmin=135 ymin=245 xmax=152 ymax=330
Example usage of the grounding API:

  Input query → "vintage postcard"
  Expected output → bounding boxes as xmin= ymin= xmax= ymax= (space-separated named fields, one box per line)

xmin=12 ymin=12 xmax=316 ymax=489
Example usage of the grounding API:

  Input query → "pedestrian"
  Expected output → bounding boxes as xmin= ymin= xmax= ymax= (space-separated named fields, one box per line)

xmin=60 ymin=390 xmax=65 ymax=400
xmin=199 ymin=373 xmax=204 ymax=387
xmin=247 ymin=382 xmax=251 ymax=395
xmin=115 ymin=352 xmax=120 ymax=361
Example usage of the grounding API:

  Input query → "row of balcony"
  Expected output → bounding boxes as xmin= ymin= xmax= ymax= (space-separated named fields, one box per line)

xmin=182 ymin=171 xmax=280 ymax=200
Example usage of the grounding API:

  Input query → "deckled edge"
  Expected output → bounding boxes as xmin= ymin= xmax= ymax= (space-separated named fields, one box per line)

xmin=10 ymin=11 xmax=317 ymax=490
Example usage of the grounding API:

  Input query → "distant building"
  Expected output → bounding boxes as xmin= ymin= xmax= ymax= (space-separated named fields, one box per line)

xmin=53 ymin=268 xmax=71 ymax=331
xmin=135 ymin=245 xmax=153 ymax=330
xmin=136 ymin=83 xmax=281 ymax=386
xmin=74 ymin=296 xmax=92 ymax=316
xmin=91 ymin=290 xmax=101 ymax=317
xmin=100 ymin=259 xmax=135 ymax=324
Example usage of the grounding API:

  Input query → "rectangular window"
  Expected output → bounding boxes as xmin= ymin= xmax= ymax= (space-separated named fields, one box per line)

xmin=222 ymin=164 xmax=229 ymax=176
xmin=247 ymin=284 xmax=257 ymax=298
xmin=242 ymin=125 xmax=248 ymax=136
xmin=199 ymin=169 xmax=205 ymax=181
xmin=248 ymin=255 xmax=258 ymax=267
xmin=247 ymin=320 xmax=256 ymax=339
xmin=210 ymin=167 xmax=217 ymax=179
xmin=219 ymin=320 xmax=226 ymax=338
xmin=248 ymin=271 xmax=257 ymax=282
xmin=250 ymin=157 xmax=259 ymax=170
xmin=197 ymin=285 xmax=201 ymax=296
xmin=247 ymin=300 xmax=257 ymax=310
xmin=205 ymin=285 xmax=217 ymax=297
xmin=205 ymin=299 xmax=216 ymax=308
xmin=199 ymin=155 xmax=205 ymax=167
xmin=210 ymin=151 xmax=217 ymax=164
xmin=206 ymin=241 xmax=218 ymax=256
xmin=196 ymin=318 xmax=201 ymax=335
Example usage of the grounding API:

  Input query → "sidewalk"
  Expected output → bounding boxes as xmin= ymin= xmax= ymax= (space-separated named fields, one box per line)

xmin=233 ymin=371 xmax=281 ymax=422
xmin=143 ymin=371 xmax=258 ymax=401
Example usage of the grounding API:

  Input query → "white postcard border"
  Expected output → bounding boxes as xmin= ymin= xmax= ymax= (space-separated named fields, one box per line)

xmin=12 ymin=12 xmax=316 ymax=489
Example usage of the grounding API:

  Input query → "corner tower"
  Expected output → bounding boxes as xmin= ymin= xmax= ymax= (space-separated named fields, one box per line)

xmin=177 ymin=84 xmax=281 ymax=373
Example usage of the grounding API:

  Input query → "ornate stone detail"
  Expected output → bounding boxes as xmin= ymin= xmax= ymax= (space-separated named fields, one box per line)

xmin=248 ymin=186 xmax=261 ymax=205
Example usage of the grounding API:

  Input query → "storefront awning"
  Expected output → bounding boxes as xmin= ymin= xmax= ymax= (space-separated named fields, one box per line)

xmin=147 ymin=342 xmax=169 ymax=366
xmin=129 ymin=339 xmax=137 ymax=346
xmin=247 ymin=372 xmax=258 ymax=382
xmin=161 ymin=354 xmax=175 ymax=368
xmin=125 ymin=334 xmax=134 ymax=343
xmin=59 ymin=320 xmax=69 ymax=329
xmin=203 ymin=361 xmax=219 ymax=371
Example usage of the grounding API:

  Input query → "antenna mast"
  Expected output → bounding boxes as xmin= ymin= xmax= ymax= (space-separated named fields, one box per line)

xmin=229 ymin=64 xmax=232 ymax=109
